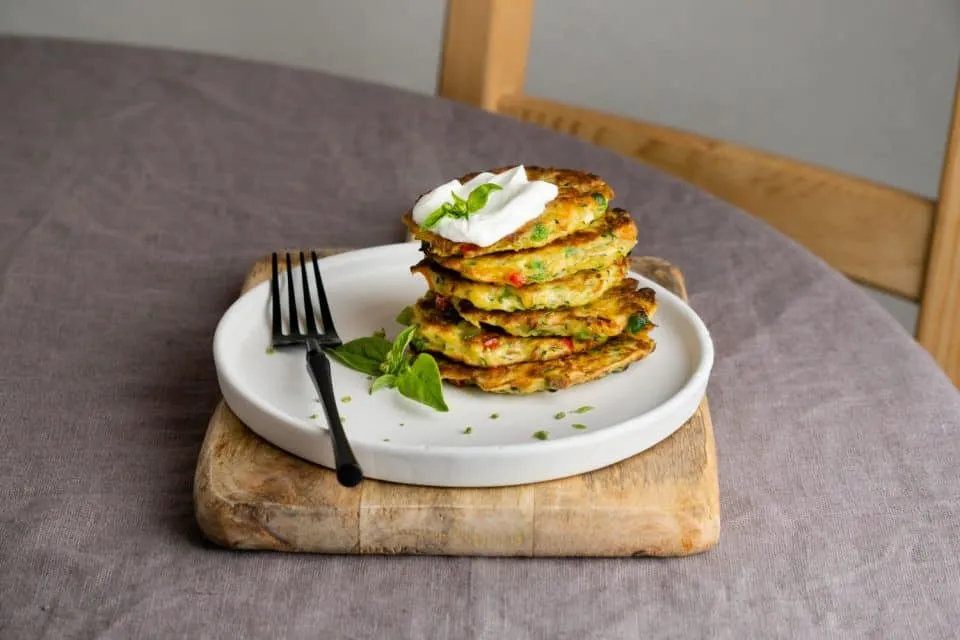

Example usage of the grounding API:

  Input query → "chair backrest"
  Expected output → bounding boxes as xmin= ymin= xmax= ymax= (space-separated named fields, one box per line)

xmin=437 ymin=0 xmax=960 ymax=386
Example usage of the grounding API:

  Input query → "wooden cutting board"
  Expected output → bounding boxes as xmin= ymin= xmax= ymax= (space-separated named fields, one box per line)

xmin=193 ymin=250 xmax=719 ymax=557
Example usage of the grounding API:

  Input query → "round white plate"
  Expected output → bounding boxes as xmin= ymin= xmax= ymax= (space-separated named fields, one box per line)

xmin=213 ymin=241 xmax=714 ymax=488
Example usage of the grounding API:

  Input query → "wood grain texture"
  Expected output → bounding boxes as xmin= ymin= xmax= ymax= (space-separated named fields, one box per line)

xmin=437 ymin=0 xmax=534 ymax=111
xmin=496 ymin=94 xmax=935 ymax=300
xmin=193 ymin=251 xmax=720 ymax=557
xmin=917 ymin=68 xmax=960 ymax=386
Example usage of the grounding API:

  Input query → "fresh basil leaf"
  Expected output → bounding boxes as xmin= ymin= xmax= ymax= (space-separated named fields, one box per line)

xmin=384 ymin=325 xmax=418 ymax=374
xmin=396 ymin=353 xmax=449 ymax=412
xmin=421 ymin=184 xmax=496 ymax=229
xmin=450 ymin=190 xmax=468 ymax=213
xmin=395 ymin=306 xmax=415 ymax=325
xmin=421 ymin=205 xmax=449 ymax=230
xmin=626 ymin=313 xmax=649 ymax=333
xmin=329 ymin=336 xmax=392 ymax=376
xmin=466 ymin=183 xmax=503 ymax=214
xmin=370 ymin=373 xmax=398 ymax=394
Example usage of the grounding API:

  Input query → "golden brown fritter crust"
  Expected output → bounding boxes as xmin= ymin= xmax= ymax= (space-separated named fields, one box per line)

xmin=410 ymin=295 xmax=604 ymax=367
xmin=428 ymin=208 xmax=637 ymax=285
xmin=432 ymin=333 xmax=656 ymax=394
xmin=454 ymin=279 xmax=657 ymax=339
xmin=402 ymin=166 xmax=614 ymax=258
xmin=410 ymin=258 xmax=629 ymax=312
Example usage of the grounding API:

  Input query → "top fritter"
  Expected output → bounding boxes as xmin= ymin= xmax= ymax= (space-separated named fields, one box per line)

xmin=402 ymin=166 xmax=614 ymax=258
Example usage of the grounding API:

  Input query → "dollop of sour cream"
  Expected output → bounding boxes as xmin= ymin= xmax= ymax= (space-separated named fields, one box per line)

xmin=411 ymin=165 xmax=558 ymax=247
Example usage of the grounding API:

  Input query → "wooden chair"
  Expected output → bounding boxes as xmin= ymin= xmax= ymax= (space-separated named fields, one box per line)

xmin=436 ymin=0 xmax=960 ymax=386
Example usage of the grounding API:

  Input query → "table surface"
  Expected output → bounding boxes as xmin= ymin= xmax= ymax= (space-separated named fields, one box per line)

xmin=1 ymin=36 xmax=958 ymax=639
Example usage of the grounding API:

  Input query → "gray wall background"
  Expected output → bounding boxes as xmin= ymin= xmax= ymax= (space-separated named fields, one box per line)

xmin=3 ymin=0 xmax=958 ymax=332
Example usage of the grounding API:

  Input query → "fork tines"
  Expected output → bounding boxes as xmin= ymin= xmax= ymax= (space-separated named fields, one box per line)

xmin=270 ymin=251 xmax=342 ymax=348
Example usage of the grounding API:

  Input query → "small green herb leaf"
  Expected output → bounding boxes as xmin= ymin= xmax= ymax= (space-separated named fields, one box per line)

xmin=533 ymin=430 xmax=549 ymax=440
xmin=450 ymin=190 xmax=468 ymax=213
xmin=554 ymin=412 xmax=566 ymax=420
xmin=341 ymin=395 xmax=352 ymax=403
xmin=265 ymin=346 xmax=276 ymax=355
xmin=421 ymin=184 xmax=503 ymax=229
xmin=490 ymin=413 xmax=500 ymax=420
xmin=422 ymin=201 xmax=462 ymax=229
xmin=396 ymin=353 xmax=449 ymax=412
xmin=384 ymin=325 xmax=418 ymax=374
xmin=373 ymin=328 xmax=386 ymax=339
xmin=571 ymin=423 xmax=588 ymax=430
xmin=395 ymin=306 xmax=415 ymax=325
xmin=330 ymin=327 xmax=449 ymax=412
xmin=572 ymin=405 xmax=594 ymax=414
xmin=466 ymin=183 xmax=503 ymax=213
xmin=463 ymin=426 xmax=473 ymax=435
xmin=592 ymin=192 xmax=607 ymax=209
xmin=421 ymin=205 xmax=448 ymax=230
xmin=626 ymin=313 xmax=649 ymax=333
xmin=309 ymin=413 xmax=318 ymax=420
xmin=370 ymin=374 xmax=397 ymax=393
xmin=329 ymin=336 xmax=392 ymax=376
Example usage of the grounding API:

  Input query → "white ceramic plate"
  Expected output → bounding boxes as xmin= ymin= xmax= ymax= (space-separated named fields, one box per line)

xmin=213 ymin=242 xmax=714 ymax=487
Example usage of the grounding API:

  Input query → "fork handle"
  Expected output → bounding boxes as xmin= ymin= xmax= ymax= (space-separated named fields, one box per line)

xmin=306 ymin=345 xmax=363 ymax=487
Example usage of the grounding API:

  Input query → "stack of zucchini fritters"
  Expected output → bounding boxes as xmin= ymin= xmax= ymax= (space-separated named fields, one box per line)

xmin=402 ymin=167 xmax=658 ymax=394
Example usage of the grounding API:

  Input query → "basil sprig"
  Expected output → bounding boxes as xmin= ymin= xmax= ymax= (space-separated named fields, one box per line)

xmin=421 ymin=183 xmax=503 ymax=230
xmin=329 ymin=325 xmax=449 ymax=412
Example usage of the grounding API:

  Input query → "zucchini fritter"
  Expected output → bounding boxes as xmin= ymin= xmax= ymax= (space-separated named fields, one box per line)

xmin=432 ymin=333 xmax=656 ymax=394
xmin=403 ymin=166 xmax=613 ymax=258
xmin=455 ymin=279 xmax=657 ymax=339
xmin=410 ymin=295 xmax=604 ymax=367
xmin=428 ymin=208 xmax=637 ymax=285
xmin=411 ymin=258 xmax=629 ymax=312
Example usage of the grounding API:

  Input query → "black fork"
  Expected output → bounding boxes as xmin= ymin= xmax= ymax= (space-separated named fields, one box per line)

xmin=270 ymin=251 xmax=362 ymax=487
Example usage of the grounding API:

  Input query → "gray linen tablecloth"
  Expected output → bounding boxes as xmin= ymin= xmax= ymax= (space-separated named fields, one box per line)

xmin=1 ymin=36 xmax=958 ymax=639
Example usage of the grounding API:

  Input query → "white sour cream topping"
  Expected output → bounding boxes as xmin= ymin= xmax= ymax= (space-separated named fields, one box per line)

xmin=411 ymin=165 xmax=558 ymax=247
